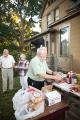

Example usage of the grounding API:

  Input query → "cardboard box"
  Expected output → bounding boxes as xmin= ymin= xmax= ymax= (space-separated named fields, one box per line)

xmin=45 ymin=90 xmax=61 ymax=106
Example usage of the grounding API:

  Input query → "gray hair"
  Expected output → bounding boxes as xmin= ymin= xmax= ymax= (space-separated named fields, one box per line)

xmin=3 ymin=49 xmax=9 ymax=53
xmin=37 ymin=46 xmax=47 ymax=55
xmin=20 ymin=53 xmax=26 ymax=59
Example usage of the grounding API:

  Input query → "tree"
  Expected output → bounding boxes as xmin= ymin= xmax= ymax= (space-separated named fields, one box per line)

xmin=0 ymin=0 xmax=43 ymax=52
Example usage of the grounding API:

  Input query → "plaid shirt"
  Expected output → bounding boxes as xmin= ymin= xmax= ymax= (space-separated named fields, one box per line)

xmin=18 ymin=60 xmax=29 ymax=76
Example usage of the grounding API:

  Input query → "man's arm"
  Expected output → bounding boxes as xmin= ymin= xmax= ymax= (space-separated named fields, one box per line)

xmin=38 ymin=73 xmax=63 ymax=82
xmin=46 ymin=68 xmax=54 ymax=75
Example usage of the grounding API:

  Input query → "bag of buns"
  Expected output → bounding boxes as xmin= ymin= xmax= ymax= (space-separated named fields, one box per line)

xmin=42 ymin=85 xmax=53 ymax=93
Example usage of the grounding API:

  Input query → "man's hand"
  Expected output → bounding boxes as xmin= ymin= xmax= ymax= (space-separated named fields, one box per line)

xmin=52 ymin=74 xmax=63 ymax=82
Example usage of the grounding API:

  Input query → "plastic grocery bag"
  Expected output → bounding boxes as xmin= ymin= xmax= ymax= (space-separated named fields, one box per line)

xmin=12 ymin=89 xmax=34 ymax=111
xmin=15 ymin=101 xmax=44 ymax=120
xmin=12 ymin=87 xmax=45 ymax=120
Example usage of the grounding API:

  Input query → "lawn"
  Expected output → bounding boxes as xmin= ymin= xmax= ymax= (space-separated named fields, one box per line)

xmin=0 ymin=70 xmax=21 ymax=120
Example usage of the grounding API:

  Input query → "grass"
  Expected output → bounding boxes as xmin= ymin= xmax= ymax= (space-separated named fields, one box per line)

xmin=0 ymin=71 xmax=21 ymax=120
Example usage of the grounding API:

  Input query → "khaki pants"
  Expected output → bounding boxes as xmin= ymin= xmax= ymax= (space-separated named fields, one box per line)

xmin=2 ymin=68 xmax=14 ymax=92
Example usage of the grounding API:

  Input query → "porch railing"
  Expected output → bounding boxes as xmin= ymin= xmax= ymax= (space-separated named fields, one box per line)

xmin=47 ymin=54 xmax=73 ymax=73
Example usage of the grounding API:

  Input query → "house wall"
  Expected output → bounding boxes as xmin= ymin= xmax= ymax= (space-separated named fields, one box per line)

xmin=41 ymin=0 xmax=80 ymax=72
xmin=51 ymin=15 xmax=80 ymax=72
xmin=41 ymin=0 xmax=72 ymax=32
xmin=69 ymin=15 xmax=80 ymax=72
xmin=59 ymin=0 xmax=73 ymax=18
xmin=41 ymin=16 xmax=47 ymax=32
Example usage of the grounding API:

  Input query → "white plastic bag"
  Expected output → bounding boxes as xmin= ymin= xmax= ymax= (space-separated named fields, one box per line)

xmin=12 ymin=87 xmax=45 ymax=120
xmin=12 ymin=89 xmax=34 ymax=111
xmin=15 ymin=101 xmax=45 ymax=120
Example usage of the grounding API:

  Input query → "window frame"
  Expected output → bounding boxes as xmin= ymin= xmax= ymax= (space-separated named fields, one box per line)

xmin=47 ymin=13 xmax=52 ymax=25
xmin=60 ymin=26 xmax=70 ymax=57
xmin=47 ymin=7 xmax=60 ymax=26
xmin=54 ymin=7 xmax=59 ymax=21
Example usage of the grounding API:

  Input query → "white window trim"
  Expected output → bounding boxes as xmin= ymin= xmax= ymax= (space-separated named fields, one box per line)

xmin=54 ymin=7 xmax=59 ymax=21
xmin=59 ymin=24 xmax=71 ymax=56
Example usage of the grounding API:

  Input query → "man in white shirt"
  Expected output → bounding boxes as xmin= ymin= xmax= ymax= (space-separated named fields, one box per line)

xmin=27 ymin=46 xmax=62 ymax=90
xmin=0 ymin=49 xmax=15 ymax=92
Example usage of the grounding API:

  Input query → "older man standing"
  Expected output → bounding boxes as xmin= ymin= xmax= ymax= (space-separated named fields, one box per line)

xmin=0 ymin=49 xmax=15 ymax=92
xmin=27 ymin=46 xmax=62 ymax=90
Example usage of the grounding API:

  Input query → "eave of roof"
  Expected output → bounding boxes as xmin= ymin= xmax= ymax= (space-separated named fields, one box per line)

xmin=40 ymin=0 xmax=80 ymax=19
xmin=25 ymin=28 xmax=56 ymax=43
xmin=67 ymin=0 xmax=80 ymax=12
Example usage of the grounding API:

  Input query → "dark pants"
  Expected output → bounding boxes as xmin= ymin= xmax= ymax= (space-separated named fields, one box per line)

xmin=27 ymin=77 xmax=44 ymax=90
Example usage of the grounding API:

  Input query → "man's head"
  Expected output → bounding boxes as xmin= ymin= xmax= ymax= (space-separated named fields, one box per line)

xmin=37 ymin=46 xmax=47 ymax=61
xmin=3 ymin=49 xmax=9 ymax=57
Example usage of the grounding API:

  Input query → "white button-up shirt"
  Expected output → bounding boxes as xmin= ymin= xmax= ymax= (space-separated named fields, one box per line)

xmin=0 ymin=55 xmax=15 ymax=68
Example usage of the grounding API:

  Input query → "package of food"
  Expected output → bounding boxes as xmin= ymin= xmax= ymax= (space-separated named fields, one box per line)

xmin=70 ymin=85 xmax=80 ymax=92
xmin=42 ymin=85 xmax=53 ymax=93
xmin=76 ymin=74 xmax=80 ymax=84
xmin=45 ymin=90 xmax=61 ymax=106
xmin=26 ymin=86 xmax=44 ymax=100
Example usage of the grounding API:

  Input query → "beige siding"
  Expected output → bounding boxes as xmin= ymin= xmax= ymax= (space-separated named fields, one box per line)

xmin=41 ymin=0 xmax=80 ymax=72
xmin=51 ymin=15 xmax=80 ymax=72
xmin=41 ymin=0 xmax=67 ymax=31
xmin=70 ymin=15 xmax=80 ymax=72
xmin=41 ymin=0 xmax=72 ymax=32
xmin=42 ymin=0 xmax=66 ymax=18
xmin=60 ymin=0 xmax=70 ymax=18
xmin=41 ymin=16 xmax=47 ymax=32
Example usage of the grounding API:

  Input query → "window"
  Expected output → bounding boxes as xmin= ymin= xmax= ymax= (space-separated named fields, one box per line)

xmin=47 ymin=13 xmax=52 ymax=25
xmin=47 ymin=11 xmax=54 ymax=25
xmin=60 ymin=26 xmax=69 ymax=56
xmin=47 ymin=8 xmax=59 ymax=26
xmin=54 ymin=8 xmax=59 ymax=21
